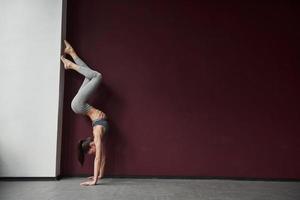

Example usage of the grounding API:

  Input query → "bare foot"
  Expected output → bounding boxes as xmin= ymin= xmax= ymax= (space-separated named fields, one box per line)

xmin=60 ymin=56 xmax=73 ymax=69
xmin=63 ymin=40 xmax=75 ymax=55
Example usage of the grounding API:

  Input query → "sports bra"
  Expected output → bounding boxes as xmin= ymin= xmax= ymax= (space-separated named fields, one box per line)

xmin=92 ymin=118 xmax=109 ymax=132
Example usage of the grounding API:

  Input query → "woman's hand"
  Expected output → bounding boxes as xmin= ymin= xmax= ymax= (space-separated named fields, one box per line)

xmin=80 ymin=180 xmax=96 ymax=186
xmin=87 ymin=175 xmax=101 ymax=180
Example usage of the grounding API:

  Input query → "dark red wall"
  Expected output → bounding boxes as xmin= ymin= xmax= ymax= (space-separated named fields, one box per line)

xmin=61 ymin=1 xmax=300 ymax=178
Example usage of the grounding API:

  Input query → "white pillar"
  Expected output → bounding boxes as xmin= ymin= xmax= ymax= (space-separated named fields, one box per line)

xmin=0 ymin=0 xmax=67 ymax=177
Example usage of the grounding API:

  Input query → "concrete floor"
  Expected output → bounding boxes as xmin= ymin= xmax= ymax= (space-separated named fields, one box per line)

xmin=0 ymin=178 xmax=300 ymax=200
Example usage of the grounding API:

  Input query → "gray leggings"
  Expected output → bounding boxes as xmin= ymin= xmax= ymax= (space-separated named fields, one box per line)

xmin=70 ymin=57 xmax=102 ymax=115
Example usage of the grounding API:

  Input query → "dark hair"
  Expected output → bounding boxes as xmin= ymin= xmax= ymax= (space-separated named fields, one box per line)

xmin=77 ymin=136 xmax=94 ymax=166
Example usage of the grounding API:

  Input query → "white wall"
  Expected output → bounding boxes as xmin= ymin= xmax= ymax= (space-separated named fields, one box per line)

xmin=0 ymin=0 xmax=66 ymax=177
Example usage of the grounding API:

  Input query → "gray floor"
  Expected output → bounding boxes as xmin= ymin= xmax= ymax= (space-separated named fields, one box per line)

xmin=1 ymin=178 xmax=300 ymax=200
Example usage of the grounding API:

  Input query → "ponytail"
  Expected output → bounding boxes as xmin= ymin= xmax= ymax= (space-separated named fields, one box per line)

xmin=77 ymin=136 xmax=93 ymax=166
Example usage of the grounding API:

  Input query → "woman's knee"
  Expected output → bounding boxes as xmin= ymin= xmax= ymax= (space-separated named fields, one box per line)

xmin=71 ymin=98 xmax=82 ymax=114
xmin=94 ymin=71 xmax=102 ymax=81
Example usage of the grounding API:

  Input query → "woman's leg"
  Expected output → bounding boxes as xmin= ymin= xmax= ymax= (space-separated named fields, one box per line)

xmin=61 ymin=56 xmax=102 ymax=114
xmin=64 ymin=40 xmax=92 ymax=92
xmin=72 ymin=65 xmax=102 ymax=114
xmin=73 ymin=56 xmax=92 ymax=92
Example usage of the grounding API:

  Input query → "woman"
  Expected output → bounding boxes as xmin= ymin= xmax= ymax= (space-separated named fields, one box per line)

xmin=60 ymin=40 xmax=109 ymax=186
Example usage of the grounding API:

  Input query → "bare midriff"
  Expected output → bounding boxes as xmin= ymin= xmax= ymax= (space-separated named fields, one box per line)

xmin=87 ymin=106 xmax=107 ymax=121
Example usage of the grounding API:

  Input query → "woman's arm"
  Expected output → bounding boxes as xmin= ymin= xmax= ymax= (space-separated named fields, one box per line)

xmin=92 ymin=130 xmax=102 ymax=184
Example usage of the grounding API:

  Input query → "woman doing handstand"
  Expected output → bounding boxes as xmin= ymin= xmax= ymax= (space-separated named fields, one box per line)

xmin=60 ymin=40 xmax=108 ymax=186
